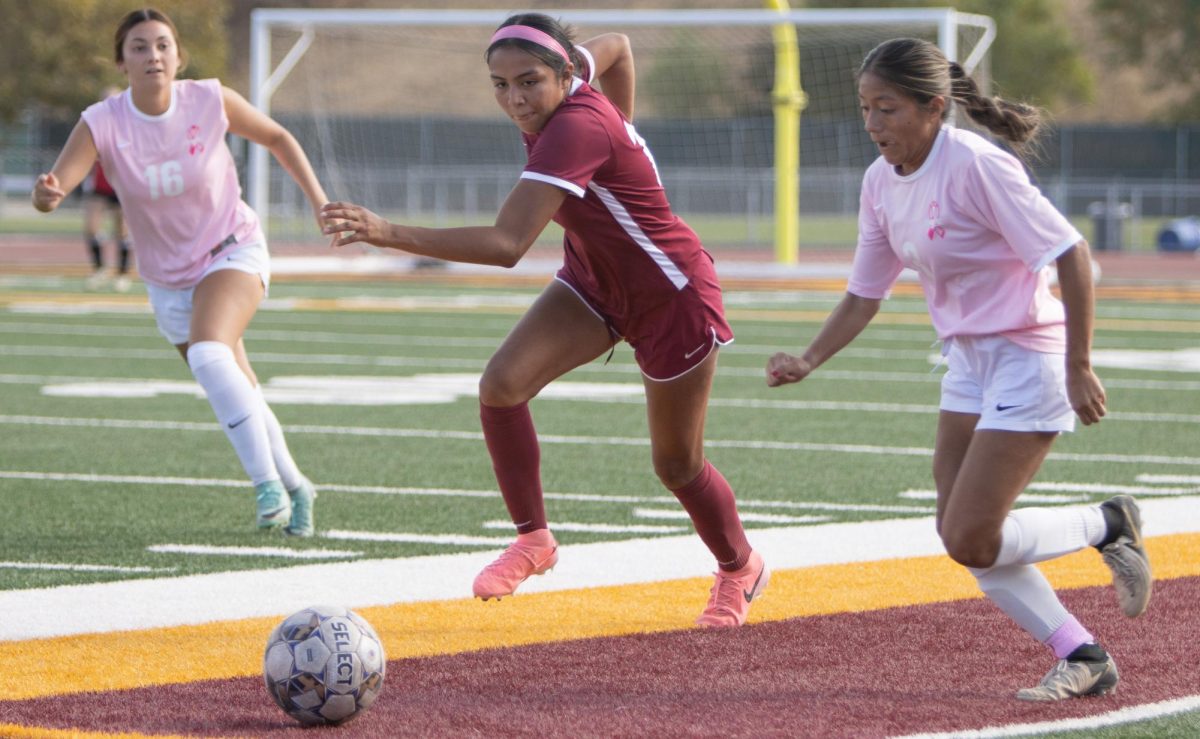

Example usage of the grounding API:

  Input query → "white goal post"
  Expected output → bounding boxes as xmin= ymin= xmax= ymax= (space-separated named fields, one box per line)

xmin=248 ymin=7 xmax=994 ymax=260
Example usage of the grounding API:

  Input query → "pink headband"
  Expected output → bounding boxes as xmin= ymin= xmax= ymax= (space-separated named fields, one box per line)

xmin=489 ymin=25 xmax=569 ymax=63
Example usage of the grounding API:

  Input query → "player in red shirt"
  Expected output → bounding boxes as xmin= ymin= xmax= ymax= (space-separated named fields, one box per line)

xmin=322 ymin=13 xmax=767 ymax=627
xmin=82 ymin=87 xmax=132 ymax=292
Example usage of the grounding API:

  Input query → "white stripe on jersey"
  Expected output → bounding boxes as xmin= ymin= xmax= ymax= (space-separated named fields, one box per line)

xmin=587 ymin=182 xmax=689 ymax=290
xmin=521 ymin=171 xmax=585 ymax=198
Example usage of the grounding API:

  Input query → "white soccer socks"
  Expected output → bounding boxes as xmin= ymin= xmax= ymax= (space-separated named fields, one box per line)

xmin=187 ymin=341 xmax=277 ymax=485
xmin=992 ymin=506 xmax=1108 ymax=567
xmin=254 ymin=385 xmax=305 ymax=492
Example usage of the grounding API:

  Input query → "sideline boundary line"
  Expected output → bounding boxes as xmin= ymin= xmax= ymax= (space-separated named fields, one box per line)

xmin=896 ymin=695 xmax=1200 ymax=738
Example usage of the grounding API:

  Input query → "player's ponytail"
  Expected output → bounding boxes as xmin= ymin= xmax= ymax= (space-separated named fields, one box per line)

xmin=859 ymin=38 xmax=1043 ymax=160
xmin=948 ymin=61 xmax=1042 ymax=147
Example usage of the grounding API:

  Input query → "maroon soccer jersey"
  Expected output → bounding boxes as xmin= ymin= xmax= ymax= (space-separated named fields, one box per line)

xmin=521 ymin=81 xmax=726 ymax=329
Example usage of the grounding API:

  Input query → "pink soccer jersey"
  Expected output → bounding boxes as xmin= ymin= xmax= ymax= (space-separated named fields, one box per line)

xmin=520 ymin=78 xmax=720 ymax=326
xmin=81 ymin=79 xmax=262 ymax=289
xmin=847 ymin=126 xmax=1083 ymax=353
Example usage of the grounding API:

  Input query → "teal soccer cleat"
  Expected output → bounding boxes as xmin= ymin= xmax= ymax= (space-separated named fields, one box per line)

xmin=285 ymin=478 xmax=317 ymax=538
xmin=255 ymin=480 xmax=291 ymax=530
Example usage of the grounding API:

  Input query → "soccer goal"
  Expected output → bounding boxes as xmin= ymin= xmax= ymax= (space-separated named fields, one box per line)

xmin=248 ymin=7 xmax=994 ymax=261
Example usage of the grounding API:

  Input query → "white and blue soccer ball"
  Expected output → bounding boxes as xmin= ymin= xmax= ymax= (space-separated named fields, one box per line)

xmin=263 ymin=605 xmax=386 ymax=725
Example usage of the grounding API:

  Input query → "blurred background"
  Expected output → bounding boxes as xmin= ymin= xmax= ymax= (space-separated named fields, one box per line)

xmin=2 ymin=0 xmax=1199 ymax=256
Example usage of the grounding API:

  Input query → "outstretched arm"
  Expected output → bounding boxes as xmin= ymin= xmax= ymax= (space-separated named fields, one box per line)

xmin=579 ymin=33 xmax=635 ymax=120
xmin=223 ymin=86 xmax=329 ymax=226
xmin=31 ymin=120 xmax=98 ymax=213
xmin=766 ymin=292 xmax=881 ymax=386
xmin=322 ymin=179 xmax=566 ymax=268
xmin=1055 ymin=240 xmax=1106 ymax=425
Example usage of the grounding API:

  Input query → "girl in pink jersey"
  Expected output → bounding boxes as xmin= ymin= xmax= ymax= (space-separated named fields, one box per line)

xmin=767 ymin=38 xmax=1151 ymax=701
xmin=32 ymin=8 xmax=329 ymax=537
xmin=321 ymin=13 xmax=767 ymax=628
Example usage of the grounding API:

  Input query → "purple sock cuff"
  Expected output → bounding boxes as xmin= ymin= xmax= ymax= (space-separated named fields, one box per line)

xmin=1045 ymin=615 xmax=1094 ymax=659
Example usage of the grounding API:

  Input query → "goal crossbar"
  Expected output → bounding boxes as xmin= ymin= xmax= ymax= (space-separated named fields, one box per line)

xmin=248 ymin=7 xmax=995 ymax=261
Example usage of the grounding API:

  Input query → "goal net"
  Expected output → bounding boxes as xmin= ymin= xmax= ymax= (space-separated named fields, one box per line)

xmin=249 ymin=9 xmax=993 ymax=256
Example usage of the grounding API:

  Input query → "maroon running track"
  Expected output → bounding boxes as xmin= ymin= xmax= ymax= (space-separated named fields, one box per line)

xmin=1 ymin=577 xmax=1196 ymax=738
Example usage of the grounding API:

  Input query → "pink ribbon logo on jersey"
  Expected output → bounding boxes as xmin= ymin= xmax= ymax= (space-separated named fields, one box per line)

xmin=927 ymin=200 xmax=946 ymax=240
xmin=187 ymin=124 xmax=204 ymax=156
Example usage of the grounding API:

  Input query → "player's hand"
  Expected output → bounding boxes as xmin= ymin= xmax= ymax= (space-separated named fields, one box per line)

xmin=1067 ymin=365 xmax=1106 ymax=425
xmin=321 ymin=201 xmax=390 ymax=248
xmin=766 ymin=352 xmax=812 ymax=387
xmin=31 ymin=173 xmax=65 ymax=213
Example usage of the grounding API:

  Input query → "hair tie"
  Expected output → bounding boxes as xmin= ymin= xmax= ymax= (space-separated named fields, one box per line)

xmin=489 ymin=25 xmax=569 ymax=63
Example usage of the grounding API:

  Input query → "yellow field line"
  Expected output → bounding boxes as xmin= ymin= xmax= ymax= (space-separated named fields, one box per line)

xmin=1 ymin=533 xmax=1195 ymax=703
xmin=0 ymin=726 xmax=213 ymax=739
xmin=3 ymin=289 xmax=1199 ymax=331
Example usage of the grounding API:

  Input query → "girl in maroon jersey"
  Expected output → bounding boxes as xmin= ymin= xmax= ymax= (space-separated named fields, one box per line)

xmin=322 ymin=13 xmax=766 ymax=627
xmin=82 ymin=88 xmax=132 ymax=292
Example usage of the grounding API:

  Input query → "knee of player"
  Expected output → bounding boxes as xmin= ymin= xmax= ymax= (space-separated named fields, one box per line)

xmin=477 ymin=368 xmax=531 ymax=408
xmin=940 ymin=527 xmax=999 ymax=569
xmin=653 ymin=454 xmax=704 ymax=491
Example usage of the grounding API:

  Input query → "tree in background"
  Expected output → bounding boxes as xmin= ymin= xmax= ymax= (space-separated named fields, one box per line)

xmin=0 ymin=0 xmax=228 ymax=125
xmin=1093 ymin=0 xmax=1200 ymax=121
xmin=802 ymin=0 xmax=1094 ymax=116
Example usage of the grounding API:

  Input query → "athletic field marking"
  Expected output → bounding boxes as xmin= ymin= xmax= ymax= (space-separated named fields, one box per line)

xmin=899 ymin=490 xmax=1092 ymax=504
xmin=41 ymin=374 xmax=646 ymax=406
xmin=0 ymin=470 xmax=934 ymax=514
xmin=1 ymin=498 xmax=1197 ymax=644
xmin=0 ymin=320 xmax=936 ymax=360
xmin=8 ymin=369 xmax=1200 ymax=422
xmin=9 ymin=289 xmax=1200 ymax=331
xmin=1092 ymin=347 xmax=1200 ymax=373
xmin=8 ymin=342 xmax=1200 ymax=390
xmin=905 ymin=480 xmax=1200 ymax=501
xmin=145 ymin=544 xmax=362 ymax=560
xmin=1029 ymin=481 xmax=1200 ymax=495
xmin=482 ymin=519 xmax=688 ymax=534
xmin=894 ymin=694 xmax=1200 ymax=738
xmin=1138 ymin=473 xmax=1200 ymax=484
xmin=0 ymin=561 xmax=176 ymax=573
xmin=4 ymin=416 xmax=1200 ymax=466
xmin=321 ymin=530 xmax=510 ymax=546
xmin=633 ymin=507 xmax=830 ymax=525
xmin=5 ymin=301 xmax=150 ymax=315
xmin=6 ymin=368 xmax=1200 ymax=421
xmin=638 ymin=508 xmax=825 ymax=525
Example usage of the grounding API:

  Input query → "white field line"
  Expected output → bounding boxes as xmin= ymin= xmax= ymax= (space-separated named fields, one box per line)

xmin=5 ymin=373 xmax=933 ymax=415
xmin=481 ymin=520 xmax=688 ymax=534
xmin=0 ymin=470 xmax=933 ymax=514
xmin=633 ymin=507 xmax=829 ymax=525
xmin=0 ymin=561 xmax=175 ymax=573
xmin=2 ymin=494 xmax=1198 ymax=642
xmin=6 ymin=369 xmax=1200 ymax=422
xmin=1029 ymin=481 xmax=1200 ymax=495
xmin=145 ymin=545 xmax=362 ymax=560
xmin=1138 ymin=473 xmax=1200 ymax=484
xmin=894 ymin=694 xmax=1200 ymax=738
xmin=4 ymin=414 xmax=1200 ymax=466
xmin=899 ymin=490 xmax=1093 ymax=504
xmin=322 ymin=530 xmax=510 ymax=546
xmin=0 ymin=321 xmax=938 ymax=360
xmin=5 ymin=343 xmax=1200 ymax=389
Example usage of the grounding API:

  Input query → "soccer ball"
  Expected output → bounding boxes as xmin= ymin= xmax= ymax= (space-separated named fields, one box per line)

xmin=262 ymin=605 xmax=386 ymax=725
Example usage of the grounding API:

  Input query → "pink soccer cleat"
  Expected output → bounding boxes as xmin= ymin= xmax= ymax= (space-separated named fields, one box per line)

xmin=696 ymin=549 xmax=769 ymax=628
xmin=473 ymin=529 xmax=559 ymax=601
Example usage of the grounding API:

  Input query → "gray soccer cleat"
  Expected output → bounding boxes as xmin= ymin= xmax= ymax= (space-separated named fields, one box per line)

xmin=1016 ymin=653 xmax=1119 ymax=702
xmin=1099 ymin=495 xmax=1153 ymax=618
